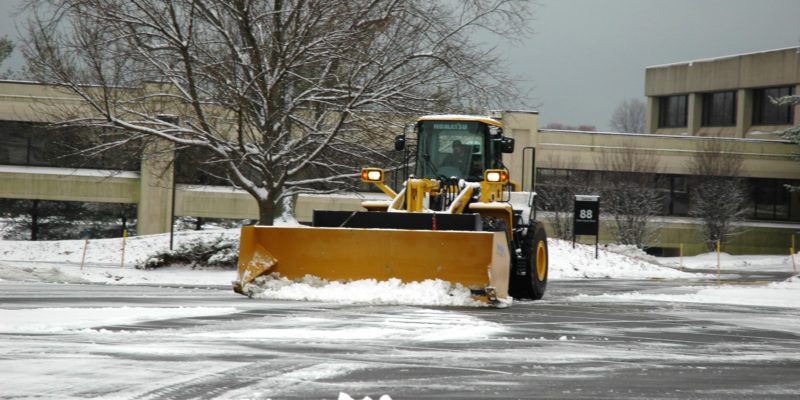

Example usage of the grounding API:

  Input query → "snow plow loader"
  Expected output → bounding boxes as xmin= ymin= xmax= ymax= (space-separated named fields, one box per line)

xmin=234 ymin=115 xmax=548 ymax=304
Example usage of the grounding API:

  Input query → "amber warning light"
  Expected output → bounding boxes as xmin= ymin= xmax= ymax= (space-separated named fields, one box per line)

xmin=485 ymin=170 xmax=508 ymax=183
xmin=360 ymin=168 xmax=384 ymax=182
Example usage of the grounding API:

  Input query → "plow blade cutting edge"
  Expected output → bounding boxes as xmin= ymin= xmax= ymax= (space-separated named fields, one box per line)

xmin=234 ymin=225 xmax=511 ymax=303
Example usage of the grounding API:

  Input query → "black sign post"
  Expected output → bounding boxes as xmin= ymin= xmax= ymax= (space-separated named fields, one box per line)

xmin=573 ymin=195 xmax=600 ymax=259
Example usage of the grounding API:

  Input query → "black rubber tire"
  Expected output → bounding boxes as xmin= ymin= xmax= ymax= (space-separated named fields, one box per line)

xmin=510 ymin=222 xmax=549 ymax=300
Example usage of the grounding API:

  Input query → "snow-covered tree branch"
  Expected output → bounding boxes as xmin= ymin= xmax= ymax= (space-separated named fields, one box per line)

xmin=23 ymin=0 xmax=532 ymax=224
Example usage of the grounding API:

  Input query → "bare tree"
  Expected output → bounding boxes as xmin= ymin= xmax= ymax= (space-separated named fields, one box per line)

xmin=23 ymin=0 xmax=532 ymax=224
xmin=0 ymin=37 xmax=12 ymax=64
xmin=689 ymin=139 xmax=745 ymax=178
xmin=609 ymin=98 xmax=646 ymax=133
xmin=0 ymin=36 xmax=13 ymax=78
xmin=688 ymin=140 xmax=749 ymax=251
xmin=534 ymin=154 xmax=594 ymax=240
xmin=595 ymin=141 xmax=664 ymax=248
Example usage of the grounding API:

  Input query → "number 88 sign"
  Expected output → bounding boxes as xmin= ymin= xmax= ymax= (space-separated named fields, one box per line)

xmin=573 ymin=195 xmax=599 ymax=236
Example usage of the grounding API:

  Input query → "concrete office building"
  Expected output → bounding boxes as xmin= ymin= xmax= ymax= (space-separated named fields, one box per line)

xmin=0 ymin=48 xmax=798 ymax=254
xmin=646 ymin=47 xmax=800 ymax=140
xmin=533 ymin=47 xmax=800 ymax=254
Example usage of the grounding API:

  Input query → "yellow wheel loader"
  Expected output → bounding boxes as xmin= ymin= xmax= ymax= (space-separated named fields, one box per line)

xmin=234 ymin=115 xmax=548 ymax=304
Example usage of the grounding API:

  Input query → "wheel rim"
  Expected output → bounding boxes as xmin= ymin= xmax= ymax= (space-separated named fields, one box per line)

xmin=535 ymin=240 xmax=547 ymax=281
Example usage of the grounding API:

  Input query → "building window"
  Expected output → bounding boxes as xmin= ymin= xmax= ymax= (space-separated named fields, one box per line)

xmin=702 ymin=91 xmax=736 ymax=126
xmin=669 ymin=175 xmax=689 ymax=216
xmin=653 ymin=174 xmax=689 ymax=216
xmin=658 ymin=95 xmax=687 ymax=128
xmin=752 ymin=86 xmax=794 ymax=125
xmin=750 ymin=178 xmax=793 ymax=221
xmin=175 ymin=147 xmax=230 ymax=185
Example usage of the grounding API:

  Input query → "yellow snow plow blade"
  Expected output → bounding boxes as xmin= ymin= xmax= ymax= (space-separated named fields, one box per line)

xmin=234 ymin=225 xmax=511 ymax=302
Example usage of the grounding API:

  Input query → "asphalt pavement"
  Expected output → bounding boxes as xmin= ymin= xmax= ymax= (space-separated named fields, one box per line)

xmin=1 ymin=275 xmax=799 ymax=399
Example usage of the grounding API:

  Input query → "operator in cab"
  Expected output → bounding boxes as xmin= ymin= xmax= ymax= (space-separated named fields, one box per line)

xmin=441 ymin=140 xmax=471 ymax=171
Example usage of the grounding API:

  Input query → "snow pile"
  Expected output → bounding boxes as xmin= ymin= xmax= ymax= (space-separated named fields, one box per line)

xmin=238 ymin=239 xmax=695 ymax=306
xmin=0 ymin=264 xmax=89 ymax=284
xmin=0 ymin=229 xmax=241 ymax=286
xmin=603 ymin=243 xmax=664 ymax=264
xmin=339 ymin=393 xmax=391 ymax=400
xmin=0 ymin=229 xmax=239 ymax=267
xmin=548 ymin=239 xmax=698 ymax=279
xmin=0 ymin=261 xmax=233 ymax=286
xmin=575 ymin=275 xmax=800 ymax=309
xmin=0 ymin=306 xmax=239 ymax=334
xmin=246 ymin=274 xmax=487 ymax=307
xmin=659 ymin=251 xmax=799 ymax=273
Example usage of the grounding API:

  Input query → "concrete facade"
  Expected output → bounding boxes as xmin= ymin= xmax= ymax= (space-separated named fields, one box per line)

xmin=646 ymin=47 xmax=800 ymax=139
xmin=535 ymin=129 xmax=799 ymax=180
xmin=495 ymin=110 xmax=541 ymax=192
xmin=0 ymin=81 xmax=252 ymax=234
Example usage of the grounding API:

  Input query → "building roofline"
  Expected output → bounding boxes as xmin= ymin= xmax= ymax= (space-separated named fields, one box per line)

xmin=539 ymin=128 xmax=792 ymax=145
xmin=0 ymin=79 xmax=48 ymax=85
xmin=0 ymin=78 xmax=143 ymax=90
xmin=646 ymin=46 xmax=800 ymax=70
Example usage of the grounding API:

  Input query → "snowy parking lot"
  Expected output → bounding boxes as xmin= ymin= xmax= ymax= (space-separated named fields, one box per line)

xmin=1 ymin=231 xmax=799 ymax=399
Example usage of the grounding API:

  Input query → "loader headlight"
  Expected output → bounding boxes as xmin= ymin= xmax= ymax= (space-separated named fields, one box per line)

xmin=485 ymin=170 xmax=508 ymax=183
xmin=360 ymin=168 xmax=384 ymax=183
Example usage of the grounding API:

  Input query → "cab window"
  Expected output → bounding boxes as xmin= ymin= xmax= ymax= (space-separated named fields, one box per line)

xmin=417 ymin=121 xmax=485 ymax=180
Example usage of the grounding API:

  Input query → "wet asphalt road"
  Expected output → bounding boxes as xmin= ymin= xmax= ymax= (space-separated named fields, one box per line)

xmin=1 ymin=274 xmax=799 ymax=399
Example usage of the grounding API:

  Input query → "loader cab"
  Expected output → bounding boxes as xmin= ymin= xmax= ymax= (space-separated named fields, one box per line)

xmin=411 ymin=117 xmax=511 ymax=182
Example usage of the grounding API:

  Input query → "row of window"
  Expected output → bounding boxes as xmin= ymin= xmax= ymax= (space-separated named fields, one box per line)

xmin=536 ymin=168 xmax=798 ymax=222
xmin=0 ymin=121 xmax=225 ymax=185
xmin=0 ymin=121 xmax=142 ymax=171
xmin=658 ymin=86 xmax=795 ymax=128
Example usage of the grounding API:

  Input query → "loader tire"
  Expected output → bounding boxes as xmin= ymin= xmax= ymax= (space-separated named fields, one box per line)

xmin=510 ymin=222 xmax=548 ymax=300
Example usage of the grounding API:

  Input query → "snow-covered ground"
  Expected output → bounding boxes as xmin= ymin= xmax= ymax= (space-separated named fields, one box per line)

xmin=0 ymin=227 xmax=797 ymax=308
xmin=0 ymin=306 xmax=239 ymax=334
xmin=572 ymin=275 xmax=800 ymax=309
xmin=1 ymin=228 xmax=798 ymax=399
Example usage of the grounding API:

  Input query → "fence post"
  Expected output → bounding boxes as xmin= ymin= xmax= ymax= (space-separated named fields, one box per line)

xmin=80 ymin=238 xmax=89 ymax=271
xmin=716 ymin=240 xmax=721 ymax=288
xmin=120 ymin=230 xmax=128 ymax=268
xmin=791 ymin=234 xmax=796 ymax=275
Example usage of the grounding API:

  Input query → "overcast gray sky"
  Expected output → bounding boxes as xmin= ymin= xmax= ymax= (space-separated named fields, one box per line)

xmin=2 ymin=0 xmax=799 ymax=130
xmin=501 ymin=0 xmax=800 ymax=130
